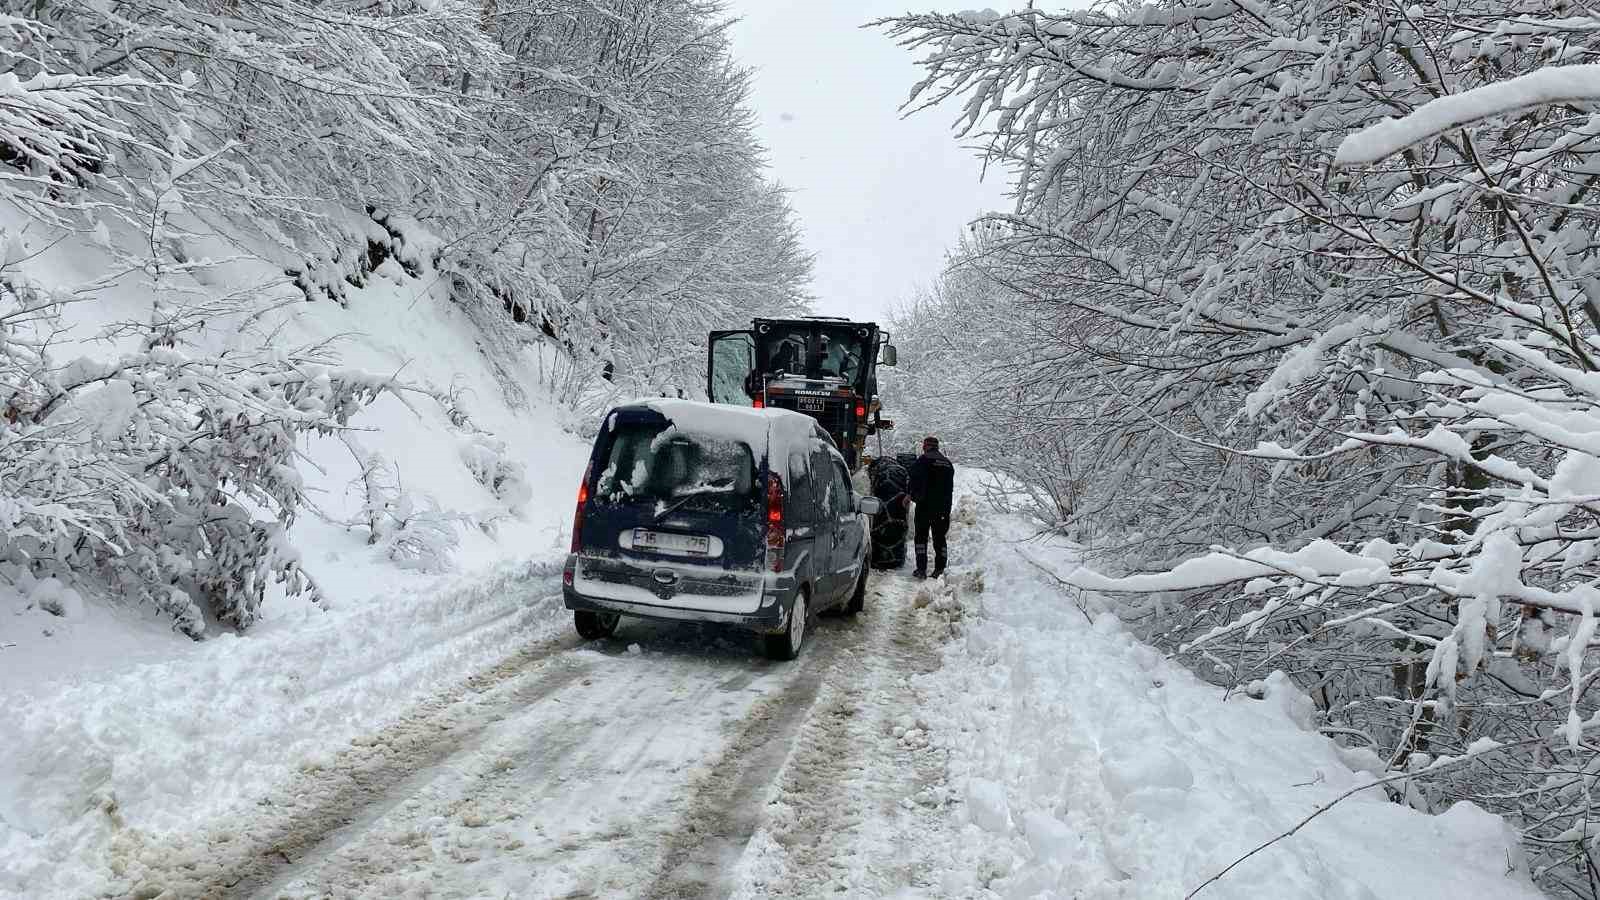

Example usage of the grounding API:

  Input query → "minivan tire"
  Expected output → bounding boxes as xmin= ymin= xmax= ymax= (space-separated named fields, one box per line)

xmin=845 ymin=566 xmax=867 ymax=616
xmin=764 ymin=590 xmax=808 ymax=661
xmin=574 ymin=610 xmax=620 ymax=640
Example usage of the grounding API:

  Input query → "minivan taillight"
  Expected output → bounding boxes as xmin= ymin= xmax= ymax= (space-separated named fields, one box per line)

xmin=570 ymin=461 xmax=592 ymax=553
xmin=765 ymin=474 xmax=785 ymax=573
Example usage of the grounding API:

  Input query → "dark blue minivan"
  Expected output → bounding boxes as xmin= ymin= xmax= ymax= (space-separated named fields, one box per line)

xmin=562 ymin=399 xmax=880 ymax=660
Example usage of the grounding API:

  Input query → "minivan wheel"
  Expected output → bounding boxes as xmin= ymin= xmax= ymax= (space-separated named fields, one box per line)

xmin=845 ymin=566 xmax=867 ymax=616
xmin=574 ymin=610 xmax=620 ymax=640
xmin=764 ymin=590 xmax=808 ymax=661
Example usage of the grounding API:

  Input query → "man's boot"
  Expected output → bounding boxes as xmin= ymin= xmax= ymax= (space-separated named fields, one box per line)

xmin=913 ymin=549 xmax=928 ymax=579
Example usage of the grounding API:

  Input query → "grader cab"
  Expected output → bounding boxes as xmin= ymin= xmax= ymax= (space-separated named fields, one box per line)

xmin=706 ymin=316 xmax=896 ymax=471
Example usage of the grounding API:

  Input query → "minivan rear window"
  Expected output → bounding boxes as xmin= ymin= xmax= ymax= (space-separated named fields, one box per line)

xmin=595 ymin=421 xmax=759 ymax=513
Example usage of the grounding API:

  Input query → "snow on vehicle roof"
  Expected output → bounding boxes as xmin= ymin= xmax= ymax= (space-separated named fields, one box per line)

xmin=628 ymin=398 xmax=820 ymax=465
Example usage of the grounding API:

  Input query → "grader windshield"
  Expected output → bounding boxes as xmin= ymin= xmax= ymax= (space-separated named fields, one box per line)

xmin=709 ymin=321 xmax=877 ymax=402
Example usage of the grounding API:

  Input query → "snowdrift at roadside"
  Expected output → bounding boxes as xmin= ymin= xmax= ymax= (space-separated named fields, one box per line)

xmin=1 ymin=564 xmax=570 ymax=898
xmin=913 ymin=474 xmax=1542 ymax=900
xmin=0 ymin=222 xmax=594 ymax=897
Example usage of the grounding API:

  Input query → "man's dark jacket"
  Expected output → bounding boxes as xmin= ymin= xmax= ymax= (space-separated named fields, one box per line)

xmin=908 ymin=449 xmax=955 ymax=518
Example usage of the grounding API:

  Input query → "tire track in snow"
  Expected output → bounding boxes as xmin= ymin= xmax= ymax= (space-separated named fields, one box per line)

xmin=259 ymin=682 xmax=606 ymax=899
xmin=641 ymin=619 xmax=860 ymax=899
xmin=251 ymin=618 xmax=863 ymax=900
xmin=291 ymin=566 xmax=568 ymax=704
xmin=108 ymin=586 xmax=908 ymax=899
xmin=104 ymin=628 xmax=587 ymax=900
xmin=725 ymin=572 xmax=955 ymax=898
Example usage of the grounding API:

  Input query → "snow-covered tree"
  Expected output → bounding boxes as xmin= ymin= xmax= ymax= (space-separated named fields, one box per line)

xmin=2 ymin=0 xmax=809 ymax=634
xmin=886 ymin=3 xmax=1600 ymax=892
xmin=2 ymin=254 xmax=404 ymax=635
xmin=491 ymin=0 xmax=810 ymax=399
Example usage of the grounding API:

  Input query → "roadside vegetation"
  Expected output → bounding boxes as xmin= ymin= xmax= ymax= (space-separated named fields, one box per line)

xmin=882 ymin=4 xmax=1600 ymax=894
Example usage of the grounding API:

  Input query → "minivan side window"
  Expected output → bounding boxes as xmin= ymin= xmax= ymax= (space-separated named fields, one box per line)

xmin=787 ymin=450 xmax=815 ymax=523
xmin=810 ymin=443 xmax=836 ymax=518
xmin=830 ymin=460 xmax=852 ymax=517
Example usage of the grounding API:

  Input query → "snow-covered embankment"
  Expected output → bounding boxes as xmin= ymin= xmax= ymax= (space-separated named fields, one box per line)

xmin=912 ymin=475 xmax=1542 ymax=899
xmin=0 ymin=238 xmax=593 ymax=897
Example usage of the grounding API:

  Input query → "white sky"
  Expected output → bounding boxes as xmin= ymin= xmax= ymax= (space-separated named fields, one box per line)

xmin=725 ymin=2 xmax=1025 ymax=322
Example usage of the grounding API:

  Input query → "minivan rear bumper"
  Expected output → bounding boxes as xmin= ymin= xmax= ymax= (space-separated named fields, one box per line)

xmin=562 ymin=554 xmax=795 ymax=633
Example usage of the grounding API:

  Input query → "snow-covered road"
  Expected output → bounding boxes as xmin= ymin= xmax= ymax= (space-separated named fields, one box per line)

xmin=100 ymin=567 xmax=952 ymax=900
xmin=6 ymin=484 xmax=1551 ymax=899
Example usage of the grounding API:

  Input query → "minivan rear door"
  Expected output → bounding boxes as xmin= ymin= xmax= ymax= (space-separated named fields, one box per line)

xmin=578 ymin=408 xmax=766 ymax=611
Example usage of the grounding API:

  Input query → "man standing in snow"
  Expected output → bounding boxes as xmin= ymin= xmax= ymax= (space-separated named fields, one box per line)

xmin=908 ymin=435 xmax=955 ymax=578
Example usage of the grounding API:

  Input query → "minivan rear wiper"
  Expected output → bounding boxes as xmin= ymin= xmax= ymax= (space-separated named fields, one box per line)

xmin=651 ymin=495 xmax=699 ymax=523
xmin=650 ymin=486 xmax=741 ymax=523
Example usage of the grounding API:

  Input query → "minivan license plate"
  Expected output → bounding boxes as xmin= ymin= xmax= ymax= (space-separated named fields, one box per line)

xmin=633 ymin=529 xmax=710 ymax=556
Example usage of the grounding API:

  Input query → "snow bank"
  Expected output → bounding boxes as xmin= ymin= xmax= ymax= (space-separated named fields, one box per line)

xmin=0 ymin=220 xmax=593 ymax=897
xmin=1336 ymin=64 xmax=1600 ymax=165
xmin=0 ymin=560 xmax=568 ymax=897
xmin=912 ymin=472 xmax=1542 ymax=899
